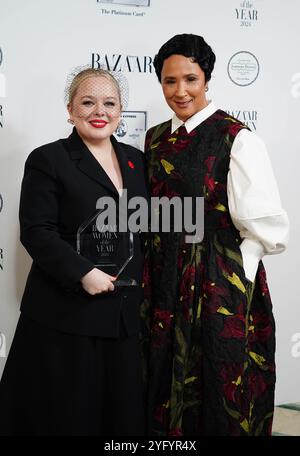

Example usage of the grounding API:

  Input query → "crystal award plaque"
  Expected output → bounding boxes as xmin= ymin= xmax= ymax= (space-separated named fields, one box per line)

xmin=77 ymin=208 xmax=137 ymax=286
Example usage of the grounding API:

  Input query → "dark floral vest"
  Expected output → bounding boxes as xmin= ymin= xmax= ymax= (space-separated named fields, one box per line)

xmin=141 ymin=109 xmax=275 ymax=436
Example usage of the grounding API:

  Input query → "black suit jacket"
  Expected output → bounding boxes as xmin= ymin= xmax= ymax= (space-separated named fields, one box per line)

xmin=19 ymin=128 xmax=148 ymax=337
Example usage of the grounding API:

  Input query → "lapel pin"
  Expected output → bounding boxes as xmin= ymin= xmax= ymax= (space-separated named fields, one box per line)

xmin=128 ymin=160 xmax=135 ymax=169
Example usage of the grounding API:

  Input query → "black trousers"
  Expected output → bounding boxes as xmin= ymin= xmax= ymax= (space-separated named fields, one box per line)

xmin=0 ymin=314 xmax=145 ymax=436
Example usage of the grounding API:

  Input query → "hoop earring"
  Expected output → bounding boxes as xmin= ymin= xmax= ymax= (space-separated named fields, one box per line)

xmin=67 ymin=118 xmax=74 ymax=125
xmin=205 ymin=86 xmax=209 ymax=92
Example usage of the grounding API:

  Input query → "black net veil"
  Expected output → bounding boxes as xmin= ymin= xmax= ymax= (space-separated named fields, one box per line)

xmin=64 ymin=63 xmax=129 ymax=115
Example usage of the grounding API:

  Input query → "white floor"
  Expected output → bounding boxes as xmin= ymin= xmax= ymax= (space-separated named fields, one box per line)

xmin=272 ymin=404 xmax=300 ymax=436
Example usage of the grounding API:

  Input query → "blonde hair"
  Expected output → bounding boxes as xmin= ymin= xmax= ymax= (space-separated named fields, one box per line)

xmin=67 ymin=68 xmax=122 ymax=107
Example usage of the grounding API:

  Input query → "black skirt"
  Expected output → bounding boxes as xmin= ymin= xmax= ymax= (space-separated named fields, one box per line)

xmin=0 ymin=314 xmax=145 ymax=436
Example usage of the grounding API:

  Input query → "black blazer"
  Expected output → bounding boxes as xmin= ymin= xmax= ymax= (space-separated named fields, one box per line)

xmin=19 ymin=128 xmax=148 ymax=337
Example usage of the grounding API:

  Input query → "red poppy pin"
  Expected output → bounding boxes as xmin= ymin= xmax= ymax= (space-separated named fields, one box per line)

xmin=128 ymin=160 xmax=135 ymax=169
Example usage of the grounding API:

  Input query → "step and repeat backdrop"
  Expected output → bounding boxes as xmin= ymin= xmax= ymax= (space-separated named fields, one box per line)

xmin=0 ymin=0 xmax=299 ymax=404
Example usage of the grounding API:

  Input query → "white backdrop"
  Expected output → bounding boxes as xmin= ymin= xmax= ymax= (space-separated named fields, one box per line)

xmin=0 ymin=0 xmax=299 ymax=405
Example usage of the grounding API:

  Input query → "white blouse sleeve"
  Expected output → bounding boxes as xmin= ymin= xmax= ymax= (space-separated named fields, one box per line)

xmin=227 ymin=129 xmax=290 ymax=282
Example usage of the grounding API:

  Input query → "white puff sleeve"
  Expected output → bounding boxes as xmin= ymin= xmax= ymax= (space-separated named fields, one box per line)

xmin=227 ymin=129 xmax=289 ymax=282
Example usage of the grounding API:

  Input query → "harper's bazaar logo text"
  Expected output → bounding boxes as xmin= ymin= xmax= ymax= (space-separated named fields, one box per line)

xmin=0 ymin=247 xmax=3 ymax=271
xmin=93 ymin=225 xmax=118 ymax=256
xmin=235 ymin=1 xmax=258 ymax=27
xmin=226 ymin=110 xmax=257 ymax=131
xmin=92 ymin=53 xmax=153 ymax=73
xmin=0 ymin=105 xmax=3 ymax=128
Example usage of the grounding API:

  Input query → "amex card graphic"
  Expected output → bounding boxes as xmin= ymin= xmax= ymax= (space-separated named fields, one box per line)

xmin=98 ymin=0 xmax=150 ymax=6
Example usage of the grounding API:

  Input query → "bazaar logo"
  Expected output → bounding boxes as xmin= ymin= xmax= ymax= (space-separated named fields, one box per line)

xmin=92 ymin=53 xmax=153 ymax=73
xmin=227 ymin=51 xmax=259 ymax=86
xmin=0 ymin=193 xmax=3 ymax=212
xmin=226 ymin=109 xmax=258 ymax=130
xmin=0 ymin=47 xmax=3 ymax=66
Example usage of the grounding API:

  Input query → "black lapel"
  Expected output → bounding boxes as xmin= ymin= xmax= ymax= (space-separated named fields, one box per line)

xmin=64 ymin=128 xmax=129 ymax=197
xmin=111 ymin=135 xmax=141 ymax=202
xmin=110 ymin=135 xmax=130 ymax=195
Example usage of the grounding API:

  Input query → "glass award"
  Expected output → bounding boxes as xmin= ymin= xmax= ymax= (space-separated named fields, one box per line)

xmin=77 ymin=208 xmax=137 ymax=286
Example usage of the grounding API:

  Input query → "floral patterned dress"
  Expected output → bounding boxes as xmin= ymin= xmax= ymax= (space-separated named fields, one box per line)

xmin=141 ymin=110 xmax=275 ymax=436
